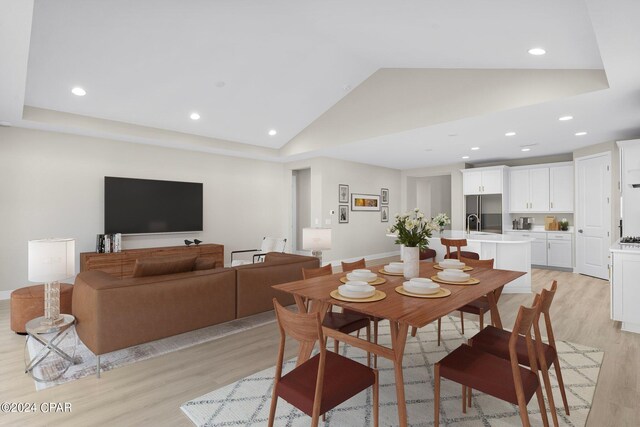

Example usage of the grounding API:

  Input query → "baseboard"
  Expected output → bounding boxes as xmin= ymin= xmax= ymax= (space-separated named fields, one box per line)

xmin=0 ymin=290 xmax=14 ymax=301
xmin=328 ymin=251 xmax=401 ymax=268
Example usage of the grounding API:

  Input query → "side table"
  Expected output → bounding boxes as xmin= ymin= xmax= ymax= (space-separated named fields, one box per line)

xmin=24 ymin=314 xmax=78 ymax=382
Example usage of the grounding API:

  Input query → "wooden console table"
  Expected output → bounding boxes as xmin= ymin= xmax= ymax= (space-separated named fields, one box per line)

xmin=80 ymin=244 xmax=224 ymax=278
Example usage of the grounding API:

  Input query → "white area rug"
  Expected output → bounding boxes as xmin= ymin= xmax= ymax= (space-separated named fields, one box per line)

xmin=181 ymin=315 xmax=603 ymax=426
xmin=27 ymin=310 xmax=277 ymax=390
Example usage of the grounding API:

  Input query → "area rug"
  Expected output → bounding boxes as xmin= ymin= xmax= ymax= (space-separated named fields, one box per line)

xmin=181 ymin=315 xmax=604 ymax=426
xmin=26 ymin=310 xmax=277 ymax=391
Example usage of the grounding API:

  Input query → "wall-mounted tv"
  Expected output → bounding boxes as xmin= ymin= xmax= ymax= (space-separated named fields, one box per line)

xmin=104 ymin=177 xmax=203 ymax=234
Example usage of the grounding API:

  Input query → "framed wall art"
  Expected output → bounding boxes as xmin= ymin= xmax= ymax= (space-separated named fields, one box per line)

xmin=351 ymin=193 xmax=380 ymax=211
xmin=338 ymin=205 xmax=349 ymax=223
xmin=381 ymin=188 xmax=389 ymax=205
xmin=381 ymin=206 xmax=389 ymax=222
xmin=338 ymin=184 xmax=349 ymax=204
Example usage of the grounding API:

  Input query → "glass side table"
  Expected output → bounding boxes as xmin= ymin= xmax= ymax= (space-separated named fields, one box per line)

xmin=24 ymin=314 xmax=78 ymax=382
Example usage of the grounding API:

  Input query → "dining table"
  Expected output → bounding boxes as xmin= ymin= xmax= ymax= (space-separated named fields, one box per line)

xmin=272 ymin=261 xmax=526 ymax=426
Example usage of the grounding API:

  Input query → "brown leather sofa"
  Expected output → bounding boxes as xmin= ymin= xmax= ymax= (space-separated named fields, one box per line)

xmin=72 ymin=252 xmax=318 ymax=367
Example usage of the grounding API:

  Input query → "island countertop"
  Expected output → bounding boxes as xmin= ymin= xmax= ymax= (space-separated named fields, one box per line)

xmin=431 ymin=230 xmax=533 ymax=243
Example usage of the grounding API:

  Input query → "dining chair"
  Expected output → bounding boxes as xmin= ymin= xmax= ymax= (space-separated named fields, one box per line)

xmin=469 ymin=281 xmax=568 ymax=426
xmin=456 ymin=257 xmax=498 ymax=333
xmin=440 ymin=238 xmax=479 ymax=260
xmin=302 ymin=265 xmax=371 ymax=365
xmin=268 ymin=299 xmax=379 ymax=427
xmin=340 ymin=258 xmax=382 ymax=368
xmin=434 ymin=302 xmax=550 ymax=427
xmin=419 ymin=247 xmax=437 ymax=261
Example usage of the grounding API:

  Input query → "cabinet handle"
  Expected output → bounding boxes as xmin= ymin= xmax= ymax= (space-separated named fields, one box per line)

xmin=551 ymin=201 xmax=553 ymax=209
xmin=479 ymin=185 xmax=481 ymax=192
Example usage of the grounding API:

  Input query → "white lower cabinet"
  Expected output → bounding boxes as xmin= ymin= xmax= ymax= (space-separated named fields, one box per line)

xmin=611 ymin=250 xmax=640 ymax=333
xmin=506 ymin=231 xmax=573 ymax=268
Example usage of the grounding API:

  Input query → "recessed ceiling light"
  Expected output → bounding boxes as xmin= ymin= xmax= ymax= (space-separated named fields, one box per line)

xmin=462 ymin=156 xmax=470 ymax=159
xmin=505 ymin=132 xmax=516 ymax=137
xmin=448 ymin=133 xmax=458 ymax=137
xmin=424 ymin=148 xmax=433 ymax=152
xmin=268 ymin=129 xmax=277 ymax=136
xmin=575 ymin=131 xmax=588 ymax=136
xmin=71 ymin=87 xmax=86 ymax=96
xmin=471 ymin=147 xmax=480 ymax=151
xmin=190 ymin=112 xmax=200 ymax=120
xmin=558 ymin=115 xmax=573 ymax=121
xmin=215 ymin=81 xmax=226 ymax=88
xmin=528 ymin=47 xmax=546 ymax=56
xmin=521 ymin=148 xmax=531 ymax=152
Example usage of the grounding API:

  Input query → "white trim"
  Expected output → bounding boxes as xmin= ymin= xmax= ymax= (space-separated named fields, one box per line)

xmin=327 ymin=250 xmax=401 ymax=268
xmin=0 ymin=290 xmax=15 ymax=300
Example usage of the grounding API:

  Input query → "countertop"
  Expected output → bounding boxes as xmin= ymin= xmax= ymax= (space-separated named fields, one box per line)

xmin=428 ymin=230 xmax=532 ymax=243
xmin=610 ymin=240 xmax=640 ymax=254
xmin=506 ymin=226 xmax=574 ymax=234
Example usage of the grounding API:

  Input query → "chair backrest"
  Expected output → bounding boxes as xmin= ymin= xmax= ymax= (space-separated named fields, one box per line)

xmin=302 ymin=264 xmax=333 ymax=279
xmin=458 ymin=256 xmax=494 ymax=269
xmin=341 ymin=258 xmax=366 ymax=273
xmin=533 ymin=281 xmax=559 ymax=350
xmin=261 ymin=237 xmax=287 ymax=253
xmin=440 ymin=238 xmax=468 ymax=258
xmin=508 ymin=302 xmax=542 ymax=399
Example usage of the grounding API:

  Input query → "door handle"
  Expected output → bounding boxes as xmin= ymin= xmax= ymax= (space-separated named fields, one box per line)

xmin=578 ymin=229 xmax=584 ymax=233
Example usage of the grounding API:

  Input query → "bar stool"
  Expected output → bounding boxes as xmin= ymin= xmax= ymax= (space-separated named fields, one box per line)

xmin=441 ymin=238 xmax=479 ymax=260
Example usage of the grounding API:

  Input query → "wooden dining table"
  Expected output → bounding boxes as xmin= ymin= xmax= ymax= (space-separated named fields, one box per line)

xmin=272 ymin=261 xmax=526 ymax=427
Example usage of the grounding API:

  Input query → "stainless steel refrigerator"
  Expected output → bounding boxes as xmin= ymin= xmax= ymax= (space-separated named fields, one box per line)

xmin=465 ymin=194 xmax=503 ymax=234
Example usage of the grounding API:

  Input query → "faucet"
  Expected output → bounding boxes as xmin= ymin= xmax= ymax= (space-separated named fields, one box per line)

xmin=466 ymin=214 xmax=480 ymax=234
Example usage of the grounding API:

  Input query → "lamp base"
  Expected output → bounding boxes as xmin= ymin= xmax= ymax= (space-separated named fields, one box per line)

xmin=311 ymin=250 xmax=323 ymax=265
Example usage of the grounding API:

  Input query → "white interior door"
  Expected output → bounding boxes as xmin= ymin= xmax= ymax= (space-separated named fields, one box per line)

xmin=575 ymin=153 xmax=611 ymax=279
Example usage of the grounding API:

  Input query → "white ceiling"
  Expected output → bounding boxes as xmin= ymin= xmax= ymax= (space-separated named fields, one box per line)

xmin=2 ymin=0 xmax=639 ymax=169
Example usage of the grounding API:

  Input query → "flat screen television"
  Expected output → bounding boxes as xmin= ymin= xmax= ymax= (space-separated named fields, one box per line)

xmin=104 ymin=177 xmax=203 ymax=234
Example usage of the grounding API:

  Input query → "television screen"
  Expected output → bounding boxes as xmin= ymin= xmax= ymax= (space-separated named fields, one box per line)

xmin=104 ymin=177 xmax=203 ymax=234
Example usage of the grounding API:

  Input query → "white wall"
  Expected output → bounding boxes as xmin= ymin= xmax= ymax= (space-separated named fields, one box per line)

xmin=0 ymin=127 xmax=288 ymax=293
xmin=293 ymin=168 xmax=311 ymax=251
xmin=415 ymin=175 xmax=452 ymax=225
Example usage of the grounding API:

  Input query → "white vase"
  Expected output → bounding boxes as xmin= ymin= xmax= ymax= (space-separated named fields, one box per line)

xmin=403 ymin=246 xmax=420 ymax=279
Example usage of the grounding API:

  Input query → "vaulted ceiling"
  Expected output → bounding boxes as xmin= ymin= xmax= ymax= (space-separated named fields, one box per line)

xmin=1 ymin=0 xmax=639 ymax=168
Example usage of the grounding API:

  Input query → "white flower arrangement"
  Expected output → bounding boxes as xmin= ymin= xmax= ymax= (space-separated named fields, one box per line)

xmin=433 ymin=213 xmax=451 ymax=228
xmin=388 ymin=208 xmax=438 ymax=249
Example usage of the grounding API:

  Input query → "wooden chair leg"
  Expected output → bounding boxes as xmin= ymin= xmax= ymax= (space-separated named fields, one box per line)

xmin=411 ymin=326 xmax=417 ymax=337
xmin=479 ymin=309 xmax=484 ymax=331
xmin=460 ymin=311 xmax=464 ymax=334
xmin=539 ymin=358 xmax=560 ymax=427
xmin=437 ymin=318 xmax=442 ymax=346
xmin=334 ymin=339 xmax=339 ymax=354
xmin=516 ymin=394 xmax=531 ymax=427
xmin=535 ymin=385 xmax=550 ymax=427
xmin=434 ymin=363 xmax=441 ymax=427
xmin=373 ymin=369 xmax=379 ymax=427
xmin=554 ymin=359 xmax=570 ymax=415
xmin=268 ymin=390 xmax=278 ymax=427
xmin=462 ymin=384 xmax=467 ymax=413
xmin=366 ymin=323 xmax=371 ymax=367
xmin=322 ymin=413 xmax=326 ymax=422
xmin=357 ymin=330 xmax=360 ymax=339
xmin=373 ymin=320 xmax=379 ymax=369
xmin=467 ymin=386 xmax=472 ymax=407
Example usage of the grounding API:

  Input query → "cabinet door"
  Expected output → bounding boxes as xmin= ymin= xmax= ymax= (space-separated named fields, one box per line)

xmin=548 ymin=240 xmax=572 ymax=268
xmin=529 ymin=168 xmax=550 ymax=211
xmin=463 ymin=171 xmax=483 ymax=195
xmin=550 ymin=165 xmax=574 ymax=212
xmin=620 ymin=254 xmax=640 ymax=324
xmin=531 ymin=240 xmax=548 ymax=265
xmin=481 ymin=169 xmax=503 ymax=194
xmin=509 ymin=169 xmax=530 ymax=212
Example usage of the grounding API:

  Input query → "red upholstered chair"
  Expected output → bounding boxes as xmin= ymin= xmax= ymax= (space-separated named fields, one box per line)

xmin=419 ymin=247 xmax=437 ymax=261
xmin=434 ymin=302 xmax=550 ymax=427
xmin=456 ymin=257 xmax=498 ymax=333
xmin=441 ymin=238 xmax=479 ymax=260
xmin=340 ymin=259 xmax=383 ymax=367
xmin=302 ymin=265 xmax=371 ymax=365
xmin=469 ymin=281 xmax=568 ymax=426
xmin=268 ymin=300 xmax=379 ymax=427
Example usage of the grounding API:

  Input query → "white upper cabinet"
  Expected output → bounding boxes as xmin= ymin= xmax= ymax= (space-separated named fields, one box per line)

xmin=462 ymin=167 xmax=505 ymax=195
xmin=549 ymin=164 xmax=574 ymax=212
xmin=508 ymin=162 xmax=573 ymax=213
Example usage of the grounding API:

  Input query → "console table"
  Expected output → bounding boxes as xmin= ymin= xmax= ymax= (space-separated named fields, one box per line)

xmin=80 ymin=244 xmax=224 ymax=278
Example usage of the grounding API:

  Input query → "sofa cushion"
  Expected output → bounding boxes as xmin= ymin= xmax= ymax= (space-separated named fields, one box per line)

xmin=194 ymin=257 xmax=216 ymax=271
xmin=132 ymin=255 xmax=197 ymax=277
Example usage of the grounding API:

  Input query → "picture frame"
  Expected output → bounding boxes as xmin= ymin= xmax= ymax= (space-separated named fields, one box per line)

xmin=338 ymin=184 xmax=349 ymax=204
xmin=381 ymin=206 xmax=389 ymax=222
xmin=351 ymin=193 xmax=381 ymax=211
xmin=338 ymin=205 xmax=349 ymax=223
xmin=381 ymin=188 xmax=389 ymax=205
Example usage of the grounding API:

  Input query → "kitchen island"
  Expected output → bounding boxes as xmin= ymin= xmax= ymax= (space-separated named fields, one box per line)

xmin=610 ymin=240 xmax=640 ymax=333
xmin=427 ymin=231 xmax=532 ymax=293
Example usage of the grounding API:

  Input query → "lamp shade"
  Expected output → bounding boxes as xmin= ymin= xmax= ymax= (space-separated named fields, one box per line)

xmin=28 ymin=238 xmax=75 ymax=282
xmin=302 ymin=228 xmax=332 ymax=251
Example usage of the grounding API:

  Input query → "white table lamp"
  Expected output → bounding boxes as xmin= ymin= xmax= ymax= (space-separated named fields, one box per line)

xmin=28 ymin=238 xmax=75 ymax=326
xmin=302 ymin=227 xmax=332 ymax=264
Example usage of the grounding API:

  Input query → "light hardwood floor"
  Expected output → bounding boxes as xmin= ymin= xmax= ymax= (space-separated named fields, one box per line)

xmin=0 ymin=265 xmax=638 ymax=427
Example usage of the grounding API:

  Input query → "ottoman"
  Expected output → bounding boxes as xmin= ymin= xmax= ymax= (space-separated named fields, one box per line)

xmin=10 ymin=283 xmax=73 ymax=334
